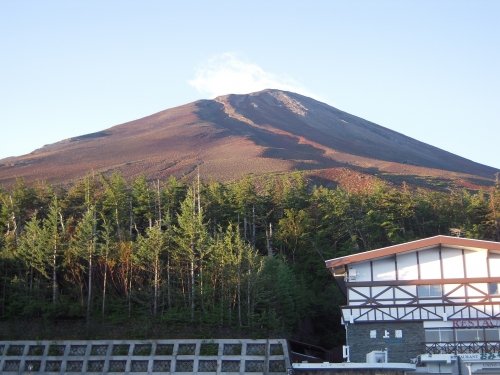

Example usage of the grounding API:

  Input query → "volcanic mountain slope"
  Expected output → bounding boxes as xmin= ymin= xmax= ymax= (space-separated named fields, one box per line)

xmin=0 ymin=89 xmax=497 ymax=188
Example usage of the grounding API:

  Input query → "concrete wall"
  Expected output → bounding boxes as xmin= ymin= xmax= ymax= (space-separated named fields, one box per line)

xmin=346 ymin=322 xmax=425 ymax=363
xmin=0 ymin=338 xmax=290 ymax=374
xmin=292 ymin=371 xmax=407 ymax=375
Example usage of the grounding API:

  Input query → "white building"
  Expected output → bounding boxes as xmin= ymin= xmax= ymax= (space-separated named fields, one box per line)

xmin=325 ymin=235 xmax=500 ymax=374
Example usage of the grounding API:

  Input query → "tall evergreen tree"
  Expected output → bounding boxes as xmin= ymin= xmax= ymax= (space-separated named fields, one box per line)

xmin=132 ymin=176 xmax=154 ymax=234
xmin=101 ymin=172 xmax=130 ymax=241
xmin=16 ymin=214 xmax=47 ymax=294
xmin=174 ymin=187 xmax=209 ymax=321
xmin=136 ymin=222 xmax=165 ymax=316
xmin=43 ymin=196 xmax=65 ymax=305
xmin=69 ymin=206 xmax=97 ymax=323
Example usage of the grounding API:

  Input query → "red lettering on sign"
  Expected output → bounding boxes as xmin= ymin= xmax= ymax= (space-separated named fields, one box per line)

xmin=452 ymin=319 xmax=498 ymax=328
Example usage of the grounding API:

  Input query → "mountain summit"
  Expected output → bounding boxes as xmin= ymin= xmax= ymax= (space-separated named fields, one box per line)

xmin=0 ymin=89 xmax=497 ymax=188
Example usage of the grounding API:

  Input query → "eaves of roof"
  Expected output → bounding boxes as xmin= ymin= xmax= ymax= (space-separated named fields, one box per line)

xmin=325 ymin=235 xmax=500 ymax=270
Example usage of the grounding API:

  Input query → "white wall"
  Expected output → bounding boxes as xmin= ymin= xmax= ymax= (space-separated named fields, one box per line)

xmin=489 ymin=253 xmax=500 ymax=277
xmin=419 ymin=249 xmax=441 ymax=279
xmin=372 ymin=257 xmax=396 ymax=281
xmin=441 ymin=247 xmax=464 ymax=278
xmin=349 ymin=261 xmax=371 ymax=281
xmin=397 ymin=252 xmax=418 ymax=280
xmin=464 ymin=250 xmax=487 ymax=278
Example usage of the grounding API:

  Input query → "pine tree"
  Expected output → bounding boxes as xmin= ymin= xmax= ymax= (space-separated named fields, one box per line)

xmin=16 ymin=214 xmax=47 ymax=293
xmin=43 ymin=196 xmax=65 ymax=305
xmin=69 ymin=206 xmax=97 ymax=323
xmin=101 ymin=172 xmax=130 ymax=241
xmin=136 ymin=222 xmax=165 ymax=316
xmin=174 ymin=187 xmax=209 ymax=321
xmin=132 ymin=176 xmax=154 ymax=234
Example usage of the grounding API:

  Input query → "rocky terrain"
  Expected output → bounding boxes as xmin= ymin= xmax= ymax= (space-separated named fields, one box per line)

xmin=0 ymin=89 xmax=497 ymax=188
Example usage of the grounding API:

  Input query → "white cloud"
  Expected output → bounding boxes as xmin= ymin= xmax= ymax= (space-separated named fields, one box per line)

xmin=188 ymin=53 xmax=310 ymax=98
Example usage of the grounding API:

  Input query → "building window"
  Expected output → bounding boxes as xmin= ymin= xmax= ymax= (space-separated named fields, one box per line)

xmin=425 ymin=330 xmax=439 ymax=342
xmin=485 ymin=328 xmax=500 ymax=341
xmin=417 ymin=284 xmax=442 ymax=297
xmin=425 ymin=329 xmax=453 ymax=343
xmin=488 ymin=283 xmax=499 ymax=295
xmin=456 ymin=329 xmax=484 ymax=342
xmin=427 ymin=328 xmax=500 ymax=343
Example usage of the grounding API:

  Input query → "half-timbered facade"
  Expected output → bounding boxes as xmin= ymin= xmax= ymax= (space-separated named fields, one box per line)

xmin=325 ymin=236 xmax=500 ymax=373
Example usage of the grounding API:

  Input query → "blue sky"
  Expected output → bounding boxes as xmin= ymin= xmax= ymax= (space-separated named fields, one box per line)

xmin=1 ymin=1 xmax=499 ymax=169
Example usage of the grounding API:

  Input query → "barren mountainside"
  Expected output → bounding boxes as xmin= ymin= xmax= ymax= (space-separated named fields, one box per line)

xmin=0 ymin=89 xmax=497 ymax=188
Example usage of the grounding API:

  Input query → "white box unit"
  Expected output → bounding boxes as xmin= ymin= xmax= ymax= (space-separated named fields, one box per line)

xmin=366 ymin=350 xmax=387 ymax=363
xmin=342 ymin=345 xmax=350 ymax=361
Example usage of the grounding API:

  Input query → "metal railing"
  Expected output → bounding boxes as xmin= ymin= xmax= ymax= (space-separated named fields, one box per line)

xmin=425 ymin=341 xmax=500 ymax=355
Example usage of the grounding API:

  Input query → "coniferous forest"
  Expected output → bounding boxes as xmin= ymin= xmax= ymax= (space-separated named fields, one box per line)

xmin=0 ymin=172 xmax=499 ymax=348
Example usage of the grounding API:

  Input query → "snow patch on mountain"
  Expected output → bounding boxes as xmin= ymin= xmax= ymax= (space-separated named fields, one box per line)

xmin=269 ymin=91 xmax=308 ymax=117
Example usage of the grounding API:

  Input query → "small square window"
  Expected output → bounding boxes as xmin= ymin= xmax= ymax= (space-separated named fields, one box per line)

xmin=425 ymin=330 xmax=440 ymax=343
xmin=488 ymin=283 xmax=499 ymax=295
xmin=425 ymin=329 xmax=453 ymax=343
xmin=440 ymin=329 xmax=454 ymax=343
xmin=417 ymin=284 xmax=442 ymax=297
xmin=430 ymin=285 xmax=443 ymax=296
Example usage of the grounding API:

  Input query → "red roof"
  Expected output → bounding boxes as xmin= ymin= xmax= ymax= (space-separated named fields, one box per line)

xmin=325 ymin=235 xmax=500 ymax=270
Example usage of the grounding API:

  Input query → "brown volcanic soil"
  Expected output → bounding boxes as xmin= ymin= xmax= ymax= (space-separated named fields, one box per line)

xmin=0 ymin=89 xmax=497 ymax=188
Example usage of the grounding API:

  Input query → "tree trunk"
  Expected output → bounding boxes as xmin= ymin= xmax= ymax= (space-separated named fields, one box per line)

xmin=220 ymin=277 xmax=224 ymax=326
xmin=190 ymin=256 xmax=195 ymax=321
xmin=153 ymin=253 xmax=159 ymax=316
xmin=237 ymin=265 xmax=242 ymax=327
xmin=52 ymin=242 xmax=57 ymax=305
xmin=86 ymin=241 xmax=93 ymax=325
xmin=29 ymin=266 xmax=33 ymax=294
xmin=199 ymin=261 xmax=204 ymax=313
xmin=157 ymin=179 xmax=162 ymax=224
xmin=87 ymin=209 xmax=96 ymax=325
xmin=243 ymin=216 xmax=247 ymax=241
xmin=128 ymin=260 xmax=133 ymax=318
xmin=266 ymin=222 xmax=273 ymax=257
xmin=247 ymin=269 xmax=251 ymax=326
xmin=102 ymin=251 xmax=108 ymax=319
xmin=252 ymin=206 xmax=256 ymax=246
xmin=167 ymin=253 xmax=171 ymax=309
